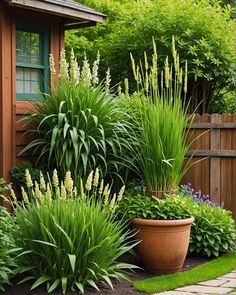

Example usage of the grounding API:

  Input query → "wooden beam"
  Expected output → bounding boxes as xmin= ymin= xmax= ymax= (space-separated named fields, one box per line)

xmin=7 ymin=0 xmax=105 ymax=23
xmin=64 ymin=21 xmax=96 ymax=30
xmin=188 ymin=122 xmax=236 ymax=129
xmin=186 ymin=150 xmax=236 ymax=157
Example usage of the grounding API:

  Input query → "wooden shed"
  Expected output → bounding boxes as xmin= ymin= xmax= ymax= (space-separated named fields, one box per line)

xmin=0 ymin=0 xmax=106 ymax=182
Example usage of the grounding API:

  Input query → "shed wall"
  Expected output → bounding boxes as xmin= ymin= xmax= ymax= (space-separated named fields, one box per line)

xmin=0 ymin=2 xmax=64 ymax=183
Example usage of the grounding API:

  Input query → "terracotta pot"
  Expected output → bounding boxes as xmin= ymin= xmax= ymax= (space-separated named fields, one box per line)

xmin=132 ymin=217 xmax=194 ymax=274
xmin=146 ymin=188 xmax=177 ymax=198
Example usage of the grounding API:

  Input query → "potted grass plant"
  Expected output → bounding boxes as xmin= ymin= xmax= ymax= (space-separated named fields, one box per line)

xmin=118 ymin=38 xmax=195 ymax=274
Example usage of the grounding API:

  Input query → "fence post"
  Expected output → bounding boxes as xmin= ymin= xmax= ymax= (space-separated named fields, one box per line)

xmin=210 ymin=114 xmax=221 ymax=204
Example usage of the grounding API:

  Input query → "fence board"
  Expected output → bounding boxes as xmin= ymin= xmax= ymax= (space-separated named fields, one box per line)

xmin=220 ymin=115 xmax=232 ymax=209
xmin=210 ymin=115 xmax=221 ymax=204
xmin=232 ymin=114 xmax=236 ymax=219
xmin=201 ymin=114 xmax=210 ymax=195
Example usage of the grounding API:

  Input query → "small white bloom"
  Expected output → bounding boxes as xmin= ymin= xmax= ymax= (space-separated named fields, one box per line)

xmin=34 ymin=181 xmax=42 ymax=202
xmin=21 ymin=187 xmax=29 ymax=204
xmin=10 ymin=189 xmax=17 ymax=203
xmin=117 ymin=185 xmax=125 ymax=202
xmin=59 ymin=49 xmax=69 ymax=81
xmin=25 ymin=169 xmax=33 ymax=188
xmin=40 ymin=172 xmax=46 ymax=191
xmin=93 ymin=168 xmax=99 ymax=188
xmin=81 ymin=53 xmax=91 ymax=86
xmin=110 ymin=193 xmax=116 ymax=209
xmin=105 ymin=68 xmax=111 ymax=93
xmin=85 ymin=171 xmax=93 ymax=191
xmin=64 ymin=171 xmax=73 ymax=193
xmin=52 ymin=169 xmax=59 ymax=188
xmin=103 ymin=184 xmax=110 ymax=206
xmin=61 ymin=183 xmax=67 ymax=200
xmin=46 ymin=183 xmax=52 ymax=202
xmin=49 ymin=53 xmax=56 ymax=77
xmin=99 ymin=179 xmax=104 ymax=195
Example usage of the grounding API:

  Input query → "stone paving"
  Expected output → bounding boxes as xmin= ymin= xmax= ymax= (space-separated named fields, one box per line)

xmin=153 ymin=271 xmax=236 ymax=295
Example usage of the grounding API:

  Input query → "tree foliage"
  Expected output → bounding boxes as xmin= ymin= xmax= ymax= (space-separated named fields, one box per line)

xmin=66 ymin=0 xmax=235 ymax=113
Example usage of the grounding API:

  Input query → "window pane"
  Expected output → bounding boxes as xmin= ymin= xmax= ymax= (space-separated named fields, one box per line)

xmin=16 ymin=67 xmax=41 ymax=94
xmin=16 ymin=31 xmax=41 ymax=65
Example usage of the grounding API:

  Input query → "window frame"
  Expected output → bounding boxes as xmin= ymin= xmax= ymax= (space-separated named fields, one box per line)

xmin=16 ymin=22 xmax=50 ymax=100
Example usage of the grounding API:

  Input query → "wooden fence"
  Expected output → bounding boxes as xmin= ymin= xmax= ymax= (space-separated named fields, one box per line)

xmin=181 ymin=114 xmax=236 ymax=218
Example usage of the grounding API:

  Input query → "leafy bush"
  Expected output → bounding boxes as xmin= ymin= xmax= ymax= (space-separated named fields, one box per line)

xmin=12 ymin=170 xmax=136 ymax=294
xmin=69 ymin=0 xmax=235 ymax=113
xmin=117 ymin=194 xmax=193 ymax=220
xmin=20 ymin=51 xmax=135 ymax=184
xmin=0 ymin=206 xmax=18 ymax=291
xmin=10 ymin=161 xmax=46 ymax=190
xmin=189 ymin=204 xmax=235 ymax=257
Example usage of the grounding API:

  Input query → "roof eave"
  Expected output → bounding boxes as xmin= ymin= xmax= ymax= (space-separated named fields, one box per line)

xmin=5 ymin=0 xmax=106 ymax=25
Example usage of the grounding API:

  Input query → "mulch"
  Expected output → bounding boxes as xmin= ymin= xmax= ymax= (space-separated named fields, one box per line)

xmin=4 ymin=253 xmax=211 ymax=295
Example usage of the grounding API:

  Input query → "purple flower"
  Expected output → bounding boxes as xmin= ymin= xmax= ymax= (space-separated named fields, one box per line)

xmin=179 ymin=183 xmax=223 ymax=208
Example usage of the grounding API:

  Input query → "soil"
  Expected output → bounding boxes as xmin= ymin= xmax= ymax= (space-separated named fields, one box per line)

xmin=4 ymin=253 xmax=211 ymax=295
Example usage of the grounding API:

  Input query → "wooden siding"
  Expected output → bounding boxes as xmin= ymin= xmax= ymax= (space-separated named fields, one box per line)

xmin=0 ymin=3 xmax=14 ymax=183
xmin=0 ymin=2 xmax=64 ymax=183
xmin=182 ymin=114 xmax=236 ymax=218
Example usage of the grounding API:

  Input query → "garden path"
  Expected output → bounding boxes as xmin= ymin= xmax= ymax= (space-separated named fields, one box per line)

xmin=153 ymin=271 xmax=236 ymax=295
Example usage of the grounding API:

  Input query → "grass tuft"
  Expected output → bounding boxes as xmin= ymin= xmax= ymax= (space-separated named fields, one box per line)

xmin=133 ymin=252 xmax=236 ymax=293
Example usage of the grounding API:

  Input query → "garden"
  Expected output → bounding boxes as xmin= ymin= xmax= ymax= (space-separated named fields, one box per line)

xmin=0 ymin=0 xmax=236 ymax=294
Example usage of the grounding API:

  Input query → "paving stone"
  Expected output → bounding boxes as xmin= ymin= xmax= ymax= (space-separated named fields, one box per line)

xmin=197 ymin=279 xmax=228 ymax=287
xmin=221 ymin=279 xmax=236 ymax=288
xmin=175 ymin=285 xmax=233 ymax=294
xmin=153 ymin=291 xmax=196 ymax=295
xmin=221 ymin=272 xmax=236 ymax=279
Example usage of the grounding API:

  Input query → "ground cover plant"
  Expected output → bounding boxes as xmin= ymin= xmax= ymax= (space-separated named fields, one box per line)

xmin=0 ymin=206 xmax=18 ymax=292
xmin=20 ymin=51 xmax=135 ymax=184
xmin=0 ymin=181 xmax=18 ymax=291
xmin=11 ymin=169 xmax=137 ymax=294
xmin=133 ymin=252 xmax=236 ymax=293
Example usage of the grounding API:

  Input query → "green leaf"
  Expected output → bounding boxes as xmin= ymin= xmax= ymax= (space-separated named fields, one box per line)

xmin=75 ymin=282 xmax=84 ymax=294
xmin=48 ymin=279 xmax=60 ymax=293
xmin=61 ymin=277 xmax=67 ymax=294
xmin=68 ymin=254 xmax=76 ymax=273
xmin=31 ymin=276 xmax=51 ymax=290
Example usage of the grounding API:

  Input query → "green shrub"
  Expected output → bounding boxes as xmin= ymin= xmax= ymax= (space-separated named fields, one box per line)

xmin=189 ymin=203 xmax=235 ymax=257
xmin=20 ymin=51 xmax=135 ymax=184
xmin=0 ymin=206 xmax=18 ymax=291
xmin=69 ymin=0 xmax=235 ymax=113
xmin=117 ymin=194 xmax=193 ymax=220
xmin=12 ymin=170 xmax=137 ymax=294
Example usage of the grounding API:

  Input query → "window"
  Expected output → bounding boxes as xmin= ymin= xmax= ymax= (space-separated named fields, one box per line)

xmin=16 ymin=23 xmax=49 ymax=100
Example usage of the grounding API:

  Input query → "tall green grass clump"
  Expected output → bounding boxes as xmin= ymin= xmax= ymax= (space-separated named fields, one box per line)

xmin=11 ymin=170 xmax=137 ymax=294
xmin=20 ymin=50 xmax=134 ymax=183
xmin=132 ymin=38 xmax=193 ymax=191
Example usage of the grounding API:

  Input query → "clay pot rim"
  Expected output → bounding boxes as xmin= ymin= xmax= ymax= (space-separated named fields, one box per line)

xmin=132 ymin=216 xmax=194 ymax=226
